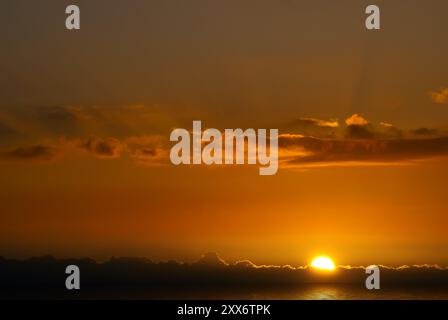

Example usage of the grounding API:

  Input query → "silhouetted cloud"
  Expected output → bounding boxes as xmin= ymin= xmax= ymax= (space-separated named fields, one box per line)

xmin=0 ymin=107 xmax=447 ymax=169
xmin=80 ymin=137 xmax=124 ymax=158
xmin=1 ymin=254 xmax=447 ymax=299
xmin=279 ymin=135 xmax=448 ymax=167
xmin=194 ymin=252 xmax=229 ymax=267
xmin=133 ymin=147 xmax=157 ymax=158
xmin=345 ymin=124 xmax=375 ymax=139
xmin=277 ymin=114 xmax=448 ymax=167
xmin=126 ymin=135 xmax=169 ymax=165
xmin=0 ymin=144 xmax=58 ymax=162
xmin=282 ymin=117 xmax=339 ymax=138
xmin=411 ymin=127 xmax=439 ymax=136
xmin=344 ymin=114 xmax=375 ymax=139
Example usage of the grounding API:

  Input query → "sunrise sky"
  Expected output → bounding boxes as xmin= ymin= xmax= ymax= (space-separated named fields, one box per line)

xmin=1 ymin=0 xmax=448 ymax=266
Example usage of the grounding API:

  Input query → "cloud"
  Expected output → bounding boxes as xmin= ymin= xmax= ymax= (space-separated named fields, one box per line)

xmin=278 ymin=135 xmax=448 ymax=167
xmin=0 ymin=133 xmax=170 ymax=165
xmin=62 ymin=104 xmax=184 ymax=137
xmin=0 ymin=144 xmax=58 ymax=162
xmin=287 ymin=114 xmax=404 ymax=140
xmin=0 ymin=104 xmax=182 ymax=142
xmin=343 ymin=114 xmax=375 ymax=139
xmin=378 ymin=122 xmax=403 ymax=138
xmin=430 ymin=87 xmax=448 ymax=104
xmin=282 ymin=117 xmax=339 ymax=139
xmin=131 ymin=147 xmax=169 ymax=165
xmin=295 ymin=117 xmax=339 ymax=128
xmin=345 ymin=124 xmax=375 ymax=139
xmin=126 ymin=135 xmax=169 ymax=165
xmin=411 ymin=127 xmax=439 ymax=136
xmin=35 ymin=106 xmax=81 ymax=135
xmin=80 ymin=137 xmax=124 ymax=158
xmin=0 ymin=106 xmax=446 ymax=170
xmin=0 ymin=106 xmax=82 ymax=139
xmin=134 ymin=147 xmax=157 ymax=158
xmin=345 ymin=114 xmax=369 ymax=126
xmin=2 ymin=255 xmax=448 ymax=297
xmin=379 ymin=122 xmax=393 ymax=128
xmin=194 ymin=252 xmax=229 ymax=267
xmin=343 ymin=115 xmax=402 ymax=139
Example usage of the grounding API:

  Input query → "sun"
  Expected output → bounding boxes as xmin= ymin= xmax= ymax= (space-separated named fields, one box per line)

xmin=311 ymin=256 xmax=335 ymax=271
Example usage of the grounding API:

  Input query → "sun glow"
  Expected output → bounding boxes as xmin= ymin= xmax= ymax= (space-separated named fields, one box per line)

xmin=311 ymin=257 xmax=335 ymax=271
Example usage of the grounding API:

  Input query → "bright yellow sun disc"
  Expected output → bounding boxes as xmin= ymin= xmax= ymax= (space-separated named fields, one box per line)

xmin=311 ymin=257 xmax=335 ymax=270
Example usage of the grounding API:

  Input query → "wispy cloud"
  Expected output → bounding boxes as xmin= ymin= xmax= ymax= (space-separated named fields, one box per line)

xmin=296 ymin=117 xmax=339 ymax=128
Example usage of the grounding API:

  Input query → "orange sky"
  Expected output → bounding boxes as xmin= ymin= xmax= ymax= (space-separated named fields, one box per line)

xmin=1 ymin=0 xmax=448 ymax=266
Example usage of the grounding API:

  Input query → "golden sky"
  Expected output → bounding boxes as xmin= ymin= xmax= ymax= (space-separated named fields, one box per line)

xmin=1 ymin=0 xmax=448 ymax=266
